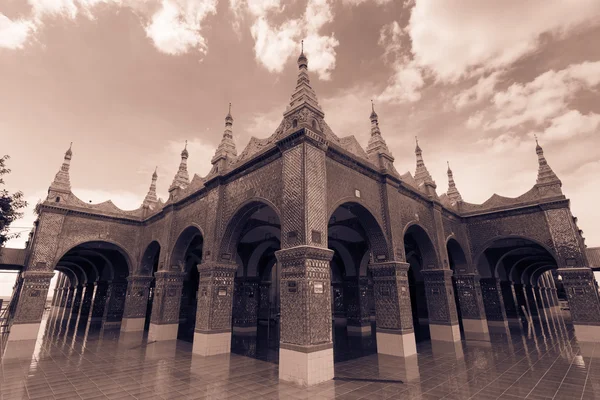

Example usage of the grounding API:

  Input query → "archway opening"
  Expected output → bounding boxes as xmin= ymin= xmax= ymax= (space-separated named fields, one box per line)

xmin=404 ymin=225 xmax=437 ymax=343
xmin=477 ymin=237 xmax=564 ymax=333
xmin=49 ymin=241 xmax=130 ymax=337
xmin=228 ymin=202 xmax=281 ymax=363
xmin=328 ymin=203 xmax=381 ymax=362
xmin=447 ymin=238 xmax=469 ymax=338
xmin=169 ymin=227 xmax=203 ymax=343
xmin=140 ymin=241 xmax=160 ymax=331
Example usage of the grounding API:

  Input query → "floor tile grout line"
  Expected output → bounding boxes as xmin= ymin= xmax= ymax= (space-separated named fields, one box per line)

xmin=465 ymin=329 xmax=575 ymax=399
xmin=549 ymin=343 xmax=582 ymax=400
xmin=521 ymin=339 xmax=577 ymax=398
xmin=578 ymin=342 xmax=596 ymax=400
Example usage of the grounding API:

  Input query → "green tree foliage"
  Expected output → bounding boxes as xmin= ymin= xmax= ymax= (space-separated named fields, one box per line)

xmin=0 ymin=155 xmax=28 ymax=247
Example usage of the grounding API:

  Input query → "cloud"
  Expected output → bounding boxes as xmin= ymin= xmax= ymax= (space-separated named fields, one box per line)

xmin=537 ymin=110 xmax=600 ymax=142
xmin=0 ymin=13 xmax=35 ymax=49
xmin=485 ymin=61 xmax=600 ymax=131
xmin=145 ymin=0 xmax=218 ymax=56
xmin=376 ymin=21 xmax=424 ymax=103
xmin=406 ymin=0 xmax=600 ymax=82
xmin=235 ymin=0 xmax=338 ymax=80
xmin=453 ymin=72 xmax=502 ymax=109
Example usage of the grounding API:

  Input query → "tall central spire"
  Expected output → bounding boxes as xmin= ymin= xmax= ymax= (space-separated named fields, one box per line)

xmin=143 ymin=167 xmax=158 ymax=208
xmin=285 ymin=40 xmax=324 ymax=116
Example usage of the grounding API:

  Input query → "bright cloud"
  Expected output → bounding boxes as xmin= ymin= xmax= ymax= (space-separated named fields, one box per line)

xmin=453 ymin=71 xmax=502 ymax=109
xmin=145 ymin=0 xmax=218 ymax=56
xmin=239 ymin=0 xmax=339 ymax=80
xmin=0 ymin=13 xmax=35 ymax=49
xmin=537 ymin=110 xmax=600 ymax=142
xmin=407 ymin=0 xmax=600 ymax=82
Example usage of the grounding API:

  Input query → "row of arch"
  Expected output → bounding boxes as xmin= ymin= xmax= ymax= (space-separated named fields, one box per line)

xmin=48 ymin=198 xmax=567 ymax=361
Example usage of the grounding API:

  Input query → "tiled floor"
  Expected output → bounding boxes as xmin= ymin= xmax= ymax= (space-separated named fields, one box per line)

xmin=1 ymin=307 xmax=599 ymax=399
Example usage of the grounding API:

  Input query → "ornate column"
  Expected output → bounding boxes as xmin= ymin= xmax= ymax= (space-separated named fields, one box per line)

xmin=559 ymin=268 xmax=600 ymax=341
xmin=193 ymin=262 xmax=237 ymax=354
xmin=89 ymin=281 xmax=110 ymax=325
xmin=78 ymin=282 xmax=95 ymax=324
xmin=232 ymin=277 xmax=260 ymax=335
xmin=343 ymin=276 xmax=371 ymax=335
xmin=148 ymin=270 xmax=185 ymax=341
xmin=421 ymin=269 xmax=461 ymax=342
xmin=369 ymin=261 xmax=416 ymax=356
xmin=277 ymin=246 xmax=335 ymax=386
xmin=70 ymin=285 xmax=84 ymax=317
xmin=480 ymin=278 xmax=508 ymax=328
xmin=121 ymin=275 xmax=154 ymax=332
xmin=524 ymin=285 xmax=539 ymax=317
xmin=500 ymin=281 xmax=521 ymax=326
xmin=50 ymin=275 xmax=64 ymax=307
xmin=454 ymin=274 xmax=489 ymax=341
xmin=258 ymin=281 xmax=272 ymax=321
xmin=64 ymin=286 xmax=76 ymax=311
xmin=7 ymin=271 xmax=54 ymax=341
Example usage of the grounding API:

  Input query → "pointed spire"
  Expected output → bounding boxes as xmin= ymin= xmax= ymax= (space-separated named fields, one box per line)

xmin=446 ymin=161 xmax=463 ymax=203
xmin=414 ymin=137 xmax=435 ymax=187
xmin=366 ymin=100 xmax=391 ymax=156
xmin=369 ymin=100 xmax=381 ymax=136
xmin=169 ymin=141 xmax=190 ymax=193
xmin=285 ymin=40 xmax=323 ymax=117
xmin=534 ymin=135 xmax=562 ymax=187
xmin=212 ymin=103 xmax=238 ymax=168
xmin=143 ymin=167 xmax=158 ymax=208
xmin=48 ymin=143 xmax=73 ymax=195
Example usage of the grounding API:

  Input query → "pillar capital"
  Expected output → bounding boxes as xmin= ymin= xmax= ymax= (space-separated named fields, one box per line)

xmin=275 ymin=245 xmax=334 ymax=263
xmin=368 ymin=261 xmax=410 ymax=276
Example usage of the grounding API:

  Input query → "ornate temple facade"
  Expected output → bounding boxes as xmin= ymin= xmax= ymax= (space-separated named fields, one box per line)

xmin=6 ymin=49 xmax=600 ymax=386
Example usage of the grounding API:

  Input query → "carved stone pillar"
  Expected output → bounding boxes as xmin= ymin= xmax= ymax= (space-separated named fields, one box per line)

xmin=78 ymin=283 xmax=95 ymax=325
xmin=193 ymin=262 xmax=237 ymax=355
xmin=121 ymin=275 xmax=154 ymax=332
xmin=343 ymin=277 xmax=371 ymax=334
xmin=71 ymin=285 xmax=84 ymax=316
xmin=500 ymin=281 xmax=521 ymax=326
xmin=232 ymin=277 xmax=260 ymax=335
xmin=369 ymin=261 xmax=416 ymax=356
xmin=421 ymin=269 xmax=461 ymax=342
xmin=276 ymin=246 xmax=334 ymax=386
xmin=559 ymin=267 xmax=600 ymax=342
xmin=105 ymin=281 xmax=128 ymax=329
xmin=89 ymin=281 xmax=109 ymax=324
xmin=7 ymin=271 xmax=54 ymax=342
xmin=148 ymin=271 xmax=186 ymax=341
xmin=51 ymin=275 xmax=65 ymax=307
xmin=524 ymin=285 xmax=539 ymax=317
xmin=480 ymin=278 xmax=508 ymax=327
xmin=454 ymin=274 xmax=489 ymax=341
xmin=64 ymin=286 xmax=75 ymax=311
xmin=534 ymin=286 xmax=547 ymax=310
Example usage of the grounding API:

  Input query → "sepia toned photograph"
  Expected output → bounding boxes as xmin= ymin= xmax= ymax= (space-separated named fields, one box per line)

xmin=1 ymin=0 xmax=600 ymax=398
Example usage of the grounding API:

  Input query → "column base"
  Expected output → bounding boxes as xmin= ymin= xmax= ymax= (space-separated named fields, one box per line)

xmin=118 ymin=331 xmax=145 ymax=347
xmin=462 ymin=319 xmax=490 ymax=341
xmin=148 ymin=323 xmax=178 ymax=341
xmin=376 ymin=329 xmax=417 ymax=357
xmin=121 ymin=317 xmax=145 ymax=332
xmin=6 ymin=323 xmax=41 ymax=342
xmin=347 ymin=324 xmax=371 ymax=335
xmin=192 ymin=331 xmax=232 ymax=356
xmin=279 ymin=345 xmax=334 ymax=386
xmin=429 ymin=324 xmax=461 ymax=343
xmin=573 ymin=325 xmax=600 ymax=343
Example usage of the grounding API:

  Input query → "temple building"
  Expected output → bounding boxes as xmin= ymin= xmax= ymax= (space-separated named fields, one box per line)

xmin=3 ymin=48 xmax=600 ymax=387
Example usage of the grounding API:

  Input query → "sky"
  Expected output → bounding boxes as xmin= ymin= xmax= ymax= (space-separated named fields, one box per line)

xmin=1 ymin=0 xmax=600 ymax=268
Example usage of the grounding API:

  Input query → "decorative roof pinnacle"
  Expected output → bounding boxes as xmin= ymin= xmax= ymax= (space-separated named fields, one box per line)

xmin=212 ymin=103 xmax=238 ymax=166
xmin=534 ymin=136 xmax=561 ymax=187
xmin=48 ymin=143 xmax=73 ymax=195
xmin=446 ymin=161 xmax=462 ymax=203
xmin=170 ymin=141 xmax=190 ymax=192
xmin=284 ymin=41 xmax=323 ymax=117
xmin=143 ymin=167 xmax=159 ymax=207
xmin=414 ymin=137 xmax=435 ymax=187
